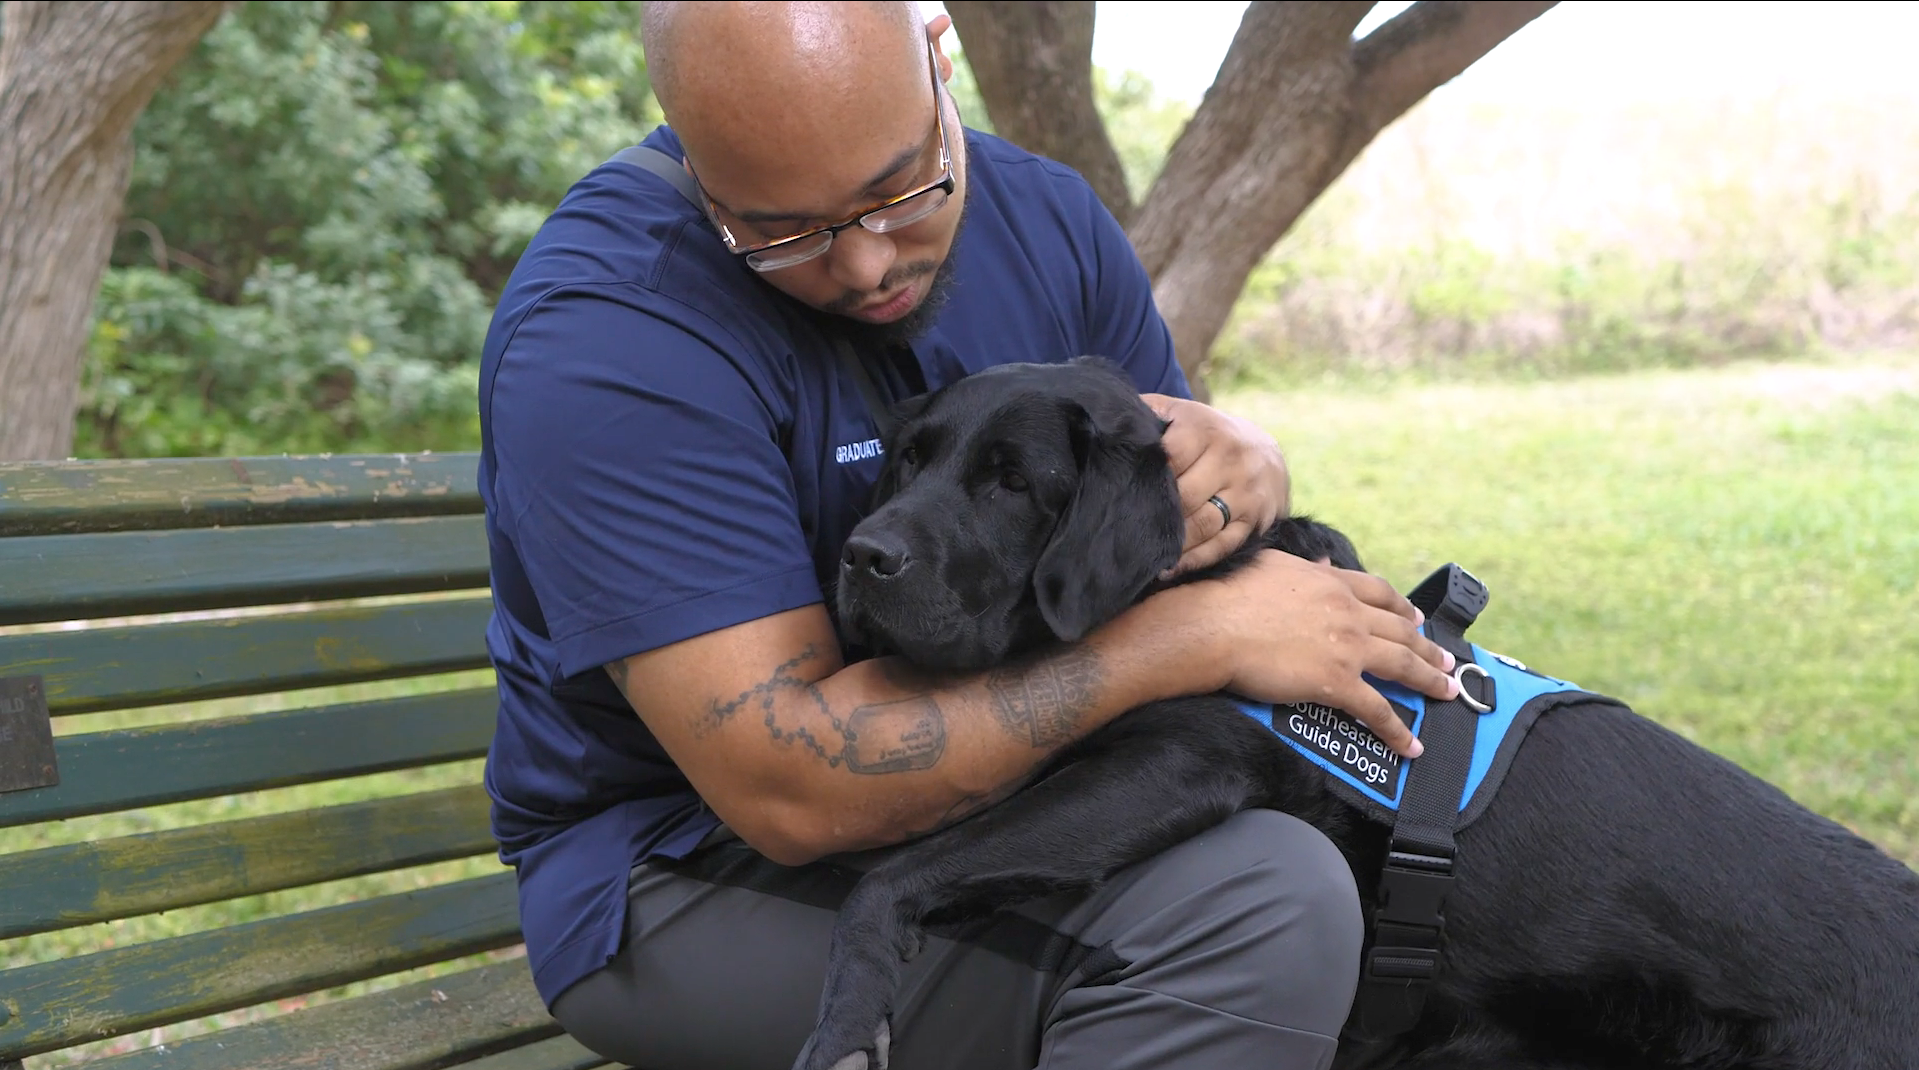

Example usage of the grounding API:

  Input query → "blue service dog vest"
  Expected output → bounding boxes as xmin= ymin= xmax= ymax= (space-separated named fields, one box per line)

xmin=1236 ymin=563 xmax=1620 ymax=1047
xmin=1234 ymin=645 xmax=1591 ymax=831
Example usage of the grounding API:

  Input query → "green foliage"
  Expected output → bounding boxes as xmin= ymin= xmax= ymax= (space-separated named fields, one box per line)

xmin=78 ymin=0 xmax=660 ymax=458
xmin=1093 ymin=67 xmax=1191 ymax=203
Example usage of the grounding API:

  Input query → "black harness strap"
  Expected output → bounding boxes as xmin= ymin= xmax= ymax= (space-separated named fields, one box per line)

xmin=606 ymin=143 xmax=900 ymax=440
xmin=1346 ymin=563 xmax=1493 ymax=1043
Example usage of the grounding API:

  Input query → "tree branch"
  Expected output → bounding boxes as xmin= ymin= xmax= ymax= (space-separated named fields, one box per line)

xmin=944 ymin=0 xmax=1137 ymax=226
xmin=1338 ymin=0 xmax=1558 ymax=167
xmin=0 ymin=2 xmax=232 ymax=155
xmin=1129 ymin=1 xmax=1373 ymax=280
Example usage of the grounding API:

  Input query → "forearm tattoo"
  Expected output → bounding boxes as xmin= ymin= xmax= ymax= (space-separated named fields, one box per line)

xmin=660 ymin=644 xmax=948 ymax=775
xmin=985 ymin=647 xmax=1104 ymax=748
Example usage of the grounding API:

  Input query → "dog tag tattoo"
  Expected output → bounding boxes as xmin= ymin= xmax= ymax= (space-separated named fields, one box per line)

xmin=0 ymin=675 xmax=59 ymax=794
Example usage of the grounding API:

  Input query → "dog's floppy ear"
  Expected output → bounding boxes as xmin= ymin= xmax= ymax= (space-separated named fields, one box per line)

xmin=1033 ymin=392 xmax=1184 ymax=643
xmin=868 ymin=393 xmax=933 ymax=509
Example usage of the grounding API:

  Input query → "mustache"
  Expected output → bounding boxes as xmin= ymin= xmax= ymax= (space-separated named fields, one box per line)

xmin=822 ymin=260 xmax=939 ymax=315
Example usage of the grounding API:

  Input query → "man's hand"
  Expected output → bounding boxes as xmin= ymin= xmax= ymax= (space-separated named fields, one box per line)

xmin=1143 ymin=393 xmax=1290 ymax=577
xmin=1179 ymin=550 xmax=1459 ymax=759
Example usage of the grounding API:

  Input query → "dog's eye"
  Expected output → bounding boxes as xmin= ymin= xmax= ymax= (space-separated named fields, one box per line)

xmin=999 ymin=470 xmax=1030 ymax=493
xmin=900 ymin=445 xmax=920 ymax=468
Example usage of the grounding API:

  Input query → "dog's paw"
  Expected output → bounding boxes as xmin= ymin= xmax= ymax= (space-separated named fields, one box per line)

xmin=794 ymin=1019 xmax=891 ymax=1070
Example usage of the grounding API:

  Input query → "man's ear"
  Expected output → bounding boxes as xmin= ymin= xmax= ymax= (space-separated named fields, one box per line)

xmin=1032 ymin=399 xmax=1184 ymax=643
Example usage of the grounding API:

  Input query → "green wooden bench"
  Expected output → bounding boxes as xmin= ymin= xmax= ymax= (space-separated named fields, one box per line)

xmin=0 ymin=453 xmax=615 ymax=1070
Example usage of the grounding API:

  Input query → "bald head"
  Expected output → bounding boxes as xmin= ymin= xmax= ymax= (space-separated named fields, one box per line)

xmin=644 ymin=2 xmax=928 ymax=130
xmin=640 ymin=2 xmax=968 ymax=345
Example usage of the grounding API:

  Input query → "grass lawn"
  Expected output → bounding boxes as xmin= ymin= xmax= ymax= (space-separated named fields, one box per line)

xmin=1227 ymin=353 xmax=1919 ymax=865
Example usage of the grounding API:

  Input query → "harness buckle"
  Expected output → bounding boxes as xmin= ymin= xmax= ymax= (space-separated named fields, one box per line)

xmin=1350 ymin=850 xmax=1455 ymax=1040
xmin=1376 ymin=849 xmax=1454 ymax=927
xmin=1408 ymin=563 xmax=1488 ymax=633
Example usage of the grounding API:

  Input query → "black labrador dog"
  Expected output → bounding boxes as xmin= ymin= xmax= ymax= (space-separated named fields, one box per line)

xmin=798 ymin=357 xmax=1919 ymax=1070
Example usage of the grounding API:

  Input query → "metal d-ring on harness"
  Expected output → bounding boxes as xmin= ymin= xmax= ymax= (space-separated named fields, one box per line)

xmin=1346 ymin=563 xmax=1496 ymax=1043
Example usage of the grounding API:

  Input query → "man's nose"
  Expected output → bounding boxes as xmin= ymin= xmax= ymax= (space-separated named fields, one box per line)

xmin=825 ymin=227 xmax=897 ymax=294
xmin=841 ymin=531 xmax=910 ymax=578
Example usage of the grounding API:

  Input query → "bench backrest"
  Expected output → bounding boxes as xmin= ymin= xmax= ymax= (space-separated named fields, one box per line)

xmin=0 ymin=453 xmax=552 ymax=1065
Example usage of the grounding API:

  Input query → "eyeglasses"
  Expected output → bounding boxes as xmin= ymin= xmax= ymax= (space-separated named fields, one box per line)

xmin=695 ymin=43 xmax=956 ymax=273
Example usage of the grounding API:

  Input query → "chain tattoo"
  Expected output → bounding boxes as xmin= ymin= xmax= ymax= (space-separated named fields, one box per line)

xmin=626 ymin=644 xmax=949 ymax=775
xmin=605 ymin=642 xmax=1103 ymax=802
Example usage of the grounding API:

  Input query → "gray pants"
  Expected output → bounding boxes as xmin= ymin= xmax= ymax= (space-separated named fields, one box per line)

xmin=551 ymin=809 xmax=1364 ymax=1070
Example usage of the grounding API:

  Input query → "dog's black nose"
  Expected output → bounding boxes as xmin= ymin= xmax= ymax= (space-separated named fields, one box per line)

xmin=842 ymin=533 xmax=909 ymax=578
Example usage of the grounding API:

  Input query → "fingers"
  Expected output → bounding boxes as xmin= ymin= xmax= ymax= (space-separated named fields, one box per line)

xmin=1148 ymin=395 xmax=1205 ymax=479
xmin=1341 ymin=638 xmax=1459 ymax=759
xmin=1334 ymin=680 xmax=1423 ymax=759
xmin=1169 ymin=518 xmax=1251 ymax=577
xmin=1335 ymin=567 xmax=1424 ymax=625
xmin=1369 ymin=634 xmax=1461 ymax=705
xmin=1181 ymin=490 xmax=1234 ymax=551
xmin=1368 ymin=608 xmax=1455 ymax=674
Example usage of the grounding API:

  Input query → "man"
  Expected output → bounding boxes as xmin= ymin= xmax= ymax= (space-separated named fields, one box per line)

xmin=478 ymin=4 xmax=1460 ymax=1068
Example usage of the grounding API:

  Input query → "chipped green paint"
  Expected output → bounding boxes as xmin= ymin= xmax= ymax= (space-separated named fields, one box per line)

xmin=3 ymin=597 xmax=494 ymax=717
xmin=0 ymin=784 xmax=495 ymax=940
xmin=0 ymin=454 xmax=481 ymax=537
xmin=0 ymin=873 xmax=521 ymax=1059
xmin=80 ymin=964 xmax=558 ymax=1070
xmin=0 ymin=455 xmax=552 ymax=1068
xmin=0 ymin=515 xmax=490 ymax=627
xmin=0 ymin=689 xmax=496 ymax=830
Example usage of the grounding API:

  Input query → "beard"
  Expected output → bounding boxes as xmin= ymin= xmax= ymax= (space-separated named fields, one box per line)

xmin=792 ymin=191 xmax=971 ymax=352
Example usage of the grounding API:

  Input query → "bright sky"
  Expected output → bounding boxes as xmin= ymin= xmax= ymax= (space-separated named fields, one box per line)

xmin=921 ymin=1 xmax=1919 ymax=108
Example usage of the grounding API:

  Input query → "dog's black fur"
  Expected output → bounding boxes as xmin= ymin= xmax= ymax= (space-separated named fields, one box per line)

xmin=801 ymin=357 xmax=1919 ymax=1070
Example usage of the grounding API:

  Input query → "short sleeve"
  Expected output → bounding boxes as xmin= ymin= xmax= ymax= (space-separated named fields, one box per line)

xmin=1082 ymin=186 xmax=1192 ymax=400
xmin=489 ymin=285 xmax=823 ymax=680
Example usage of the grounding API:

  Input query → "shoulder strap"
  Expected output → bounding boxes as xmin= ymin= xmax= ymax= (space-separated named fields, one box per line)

xmin=606 ymin=144 xmax=901 ymax=441
xmin=607 ymin=144 xmax=705 ymax=209
xmin=832 ymin=337 xmax=900 ymax=439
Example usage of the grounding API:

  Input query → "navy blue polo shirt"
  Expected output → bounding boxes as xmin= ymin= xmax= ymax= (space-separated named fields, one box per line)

xmin=478 ymin=123 xmax=1190 ymax=1008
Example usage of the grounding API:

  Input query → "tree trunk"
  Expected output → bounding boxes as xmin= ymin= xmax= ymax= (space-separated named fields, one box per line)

xmin=949 ymin=0 xmax=1558 ymax=399
xmin=0 ymin=0 xmax=229 ymax=460
xmin=944 ymin=0 xmax=1136 ymax=227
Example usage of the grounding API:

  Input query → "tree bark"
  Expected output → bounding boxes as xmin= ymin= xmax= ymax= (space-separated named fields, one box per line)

xmin=949 ymin=0 xmax=1557 ymax=398
xmin=944 ymin=0 xmax=1136 ymax=227
xmin=0 ymin=0 xmax=230 ymax=460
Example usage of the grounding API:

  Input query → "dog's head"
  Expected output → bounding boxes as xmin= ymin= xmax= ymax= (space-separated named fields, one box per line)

xmin=836 ymin=358 xmax=1185 ymax=672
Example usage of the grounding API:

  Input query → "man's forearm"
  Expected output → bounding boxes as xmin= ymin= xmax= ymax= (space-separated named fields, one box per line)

xmin=724 ymin=582 xmax=1223 ymax=863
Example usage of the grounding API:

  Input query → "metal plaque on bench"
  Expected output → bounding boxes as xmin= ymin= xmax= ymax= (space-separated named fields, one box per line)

xmin=0 ymin=674 xmax=59 ymax=794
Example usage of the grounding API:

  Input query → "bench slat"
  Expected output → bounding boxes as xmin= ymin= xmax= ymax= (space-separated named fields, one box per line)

xmin=0 ymin=689 xmax=495 ymax=830
xmin=0 ymin=784 xmax=495 ymax=939
xmin=456 ymin=1034 xmax=614 ymax=1070
xmin=0 ymin=873 xmax=521 ymax=1060
xmin=5 ymin=596 xmax=495 ymax=716
xmin=0 ymin=453 xmax=480 ymax=537
xmin=79 ymin=962 xmax=556 ymax=1070
xmin=0 ymin=515 xmax=489 ymax=627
